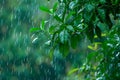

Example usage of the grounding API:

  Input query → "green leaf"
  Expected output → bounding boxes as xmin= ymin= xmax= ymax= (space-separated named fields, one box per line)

xmin=63 ymin=0 xmax=67 ymax=3
xmin=53 ymin=2 xmax=58 ymax=12
xmin=49 ymin=48 xmax=54 ymax=60
xmin=40 ymin=6 xmax=51 ymax=13
xmin=67 ymin=68 xmax=79 ymax=75
xmin=54 ymin=15 xmax=63 ymax=22
xmin=30 ymin=27 xmax=41 ymax=32
xmin=49 ymin=26 xmax=56 ymax=34
xmin=59 ymin=42 xmax=69 ymax=57
xmin=40 ymin=20 xmax=46 ymax=30
xmin=71 ymin=35 xmax=78 ymax=49
xmin=66 ymin=25 xmax=74 ymax=32
xmin=85 ymin=4 xmax=95 ymax=12
xmin=97 ymin=9 xmax=106 ymax=22
xmin=65 ymin=11 xmax=75 ymax=21
xmin=97 ymin=22 xmax=108 ymax=32
xmin=69 ymin=1 xmax=76 ymax=10
xmin=99 ymin=0 xmax=106 ymax=4
xmin=87 ymin=52 xmax=98 ymax=61
xmin=59 ymin=30 xmax=69 ymax=44
xmin=83 ymin=12 xmax=94 ymax=23
xmin=88 ymin=42 xmax=101 ymax=50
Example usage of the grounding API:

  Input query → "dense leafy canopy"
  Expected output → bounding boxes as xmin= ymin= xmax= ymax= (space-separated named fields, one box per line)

xmin=0 ymin=0 xmax=120 ymax=80
xmin=34 ymin=0 xmax=120 ymax=79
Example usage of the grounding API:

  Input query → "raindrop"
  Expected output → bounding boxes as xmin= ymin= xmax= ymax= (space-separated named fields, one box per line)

xmin=32 ymin=37 xmax=38 ymax=43
xmin=107 ymin=43 xmax=113 ymax=48
xmin=69 ymin=1 xmax=76 ymax=10
xmin=116 ymin=52 xmax=120 ymax=57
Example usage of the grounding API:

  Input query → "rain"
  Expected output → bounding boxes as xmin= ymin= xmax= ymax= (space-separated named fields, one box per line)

xmin=0 ymin=0 xmax=79 ymax=80
xmin=1 ymin=0 xmax=120 ymax=80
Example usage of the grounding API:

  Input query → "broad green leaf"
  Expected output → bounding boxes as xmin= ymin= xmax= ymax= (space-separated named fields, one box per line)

xmin=53 ymin=2 xmax=58 ymax=12
xmin=63 ymin=0 xmax=67 ymax=3
xmin=59 ymin=30 xmax=69 ymax=44
xmin=40 ymin=20 xmax=45 ymax=30
xmin=69 ymin=1 xmax=76 ymax=10
xmin=40 ymin=6 xmax=51 ymax=13
xmin=30 ymin=27 xmax=41 ymax=32
xmin=87 ymin=52 xmax=98 ymax=61
xmin=49 ymin=48 xmax=54 ymax=59
xmin=83 ymin=4 xmax=95 ymax=23
xmin=83 ymin=12 xmax=94 ymax=23
xmin=67 ymin=68 xmax=79 ymax=75
xmin=97 ymin=9 xmax=106 ymax=22
xmin=59 ymin=42 xmax=69 ymax=57
xmin=99 ymin=0 xmax=106 ymax=4
xmin=71 ymin=35 xmax=78 ymax=49
xmin=97 ymin=22 xmax=108 ymax=31
xmin=54 ymin=15 xmax=63 ymax=22
xmin=85 ymin=4 xmax=95 ymax=12
xmin=65 ymin=11 xmax=75 ymax=21
xmin=88 ymin=42 xmax=101 ymax=51
xmin=66 ymin=25 xmax=74 ymax=32
xmin=49 ymin=26 xmax=56 ymax=34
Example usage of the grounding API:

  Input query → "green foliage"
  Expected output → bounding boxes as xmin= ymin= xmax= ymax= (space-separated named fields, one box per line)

xmin=1 ymin=0 xmax=120 ymax=79
xmin=96 ymin=21 xmax=120 ymax=79
xmin=30 ymin=27 xmax=42 ymax=32
xmin=37 ymin=0 xmax=120 ymax=79
xmin=40 ymin=6 xmax=52 ymax=13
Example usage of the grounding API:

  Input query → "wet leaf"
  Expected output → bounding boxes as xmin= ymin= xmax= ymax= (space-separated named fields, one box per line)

xmin=85 ymin=4 xmax=95 ymax=12
xmin=67 ymin=68 xmax=79 ymax=75
xmin=88 ymin=42 xmax=101 ymax=51
xmin=40 ymin=20 xmax=46 ymax=30
xmin=49 ymin=26 xmax=56 ymax=34
xmin=40 ymin=6 xmax=51 ymax=13
xmin=69 ymin=1 xmax=76 ymax=10
xmin=59 ymin=42 xmax=69 ymax=57
xmin=59 ymin=30 xmax=69 ymax=44
xmin=71 ymin=35 xmax=78 ymax=49
xmin=54 ymin=15 xmax=63 ymax=22
xmin=97 ymin=9 xmax=106 ymax=22
xmin=49 ymin=48 xmax=54 ymax=59
xmin=53 ymin=2 xmax=58 ymax=12
xmin=66 ymin=25 xmax=74 ymax=32
xmin=65 ymin=11 xmax=75 ymax=22
xmin=30 ymin=27 xmax=41 ymax=32
xmin=87 ymin=52 xmax=98 ymax=61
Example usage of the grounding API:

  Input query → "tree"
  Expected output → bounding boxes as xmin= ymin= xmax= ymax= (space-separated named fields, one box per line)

xmin=35 ymin=0 xmax=120 ymax=79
